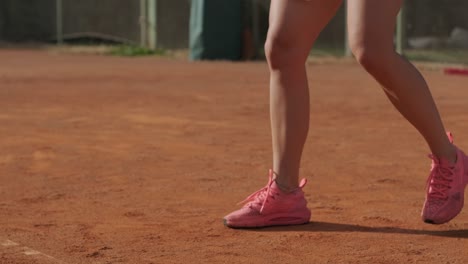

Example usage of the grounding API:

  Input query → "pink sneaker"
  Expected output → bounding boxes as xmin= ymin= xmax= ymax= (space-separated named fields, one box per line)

xmin=422 ymin=132 xmax=468 ymax=224
xmin=223 ymin=170 xmax=311 ymax=228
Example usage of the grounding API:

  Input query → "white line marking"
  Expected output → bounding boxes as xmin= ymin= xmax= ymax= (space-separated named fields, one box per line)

xmin=1 ymin=238 xmax=67 ymax=263
xmin=1 ymin=239 xmax=19 ymax=247
xmin=23 ymin=247 xmax=41 ymax=255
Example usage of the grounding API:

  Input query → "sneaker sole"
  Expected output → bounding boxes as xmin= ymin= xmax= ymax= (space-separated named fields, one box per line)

xmin=223 ymin=218 xmax=310 ymax=229
xmin=223 ymin=218 xmax=311 ymax=229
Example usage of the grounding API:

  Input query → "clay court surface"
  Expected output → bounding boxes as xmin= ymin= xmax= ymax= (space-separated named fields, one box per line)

xmin=1 ymin=50 xmax=468 ymax=263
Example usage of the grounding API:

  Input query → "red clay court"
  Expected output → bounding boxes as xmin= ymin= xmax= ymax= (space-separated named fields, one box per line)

xmin=1 ymin=50 xmax=468 ymax=263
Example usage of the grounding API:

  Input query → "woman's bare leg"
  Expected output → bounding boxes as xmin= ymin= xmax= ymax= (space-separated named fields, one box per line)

xmin=224 ymin=0 xmax=342 ymax=228
xmin=347 ymin=0 xmax=456 ymax=162
xmin=267 ymin=0 xmax=342 ymax=191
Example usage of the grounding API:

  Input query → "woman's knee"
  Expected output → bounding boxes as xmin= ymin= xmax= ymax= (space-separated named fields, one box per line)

xmin=349 ymin=38 xmax=396 ymax=73
xmin=350 ymin=42 xmax=381 ymax=71
xmin=265 ymin=34 xmax=307 ymax=70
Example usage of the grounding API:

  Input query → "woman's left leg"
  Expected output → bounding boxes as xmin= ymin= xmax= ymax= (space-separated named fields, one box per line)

xmin=347 ymin=0 xmax=456 ymax=162
xmin=347 ymin=0 xmax=468 ymax=225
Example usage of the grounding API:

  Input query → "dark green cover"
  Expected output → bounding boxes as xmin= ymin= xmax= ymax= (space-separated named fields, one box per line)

xmin=189 ymin=0 xmax=242 ymax=61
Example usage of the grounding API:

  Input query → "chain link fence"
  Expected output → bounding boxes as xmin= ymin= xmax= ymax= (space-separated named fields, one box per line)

xmin=0 ymin=0 xmax=190 ymax=49
xmin=0 ymin=0 xmax=466 ymax=64
xmin=403 ymin=0 xmax=468 ymax=64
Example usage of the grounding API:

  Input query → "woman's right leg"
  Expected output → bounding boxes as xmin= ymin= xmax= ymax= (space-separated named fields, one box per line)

xmin=267 ymin=0 xmax=342 ymax=191
xmin=224 ymin=0 xmax=342 ymax=229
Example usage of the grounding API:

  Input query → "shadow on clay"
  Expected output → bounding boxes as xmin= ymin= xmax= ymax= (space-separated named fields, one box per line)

xmin=242 ymin=221 xmax=468 ymax=238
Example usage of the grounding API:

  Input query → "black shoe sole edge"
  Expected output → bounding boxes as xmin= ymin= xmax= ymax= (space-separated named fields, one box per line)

xmin=424 ymin=219 xmax=436 ymax=224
